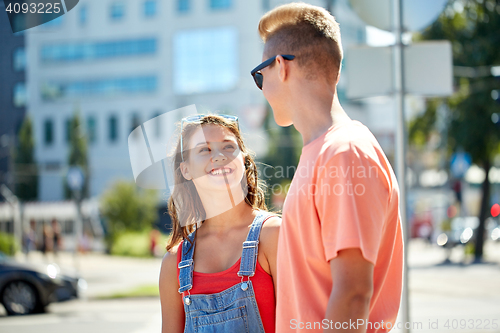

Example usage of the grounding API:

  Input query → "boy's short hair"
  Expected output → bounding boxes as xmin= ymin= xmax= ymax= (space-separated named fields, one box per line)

xmin=258 ymin=2 xmax=343 ymax=85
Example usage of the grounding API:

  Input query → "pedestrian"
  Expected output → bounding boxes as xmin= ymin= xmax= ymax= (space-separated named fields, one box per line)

xmin=23 ymin=219 xmax=37 ymax=254
xmin=159 ymin=114 xmax=280 ymax=333
xmin=253 ymin=3 xmax=403 ymax=332
xmin=51 ymin=218 xmax=62 ymax=255
xmin=41 ymin=222 xmax=54 ymax=255
xmin=149 ymin=229 xmax=160 ymax=257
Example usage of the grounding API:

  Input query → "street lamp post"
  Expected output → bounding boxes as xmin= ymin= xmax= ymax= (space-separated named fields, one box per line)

xmin=67 ymin=166 xmax=85 ymax=272
xmin=392 ymin=0 xmax=410 ymax=331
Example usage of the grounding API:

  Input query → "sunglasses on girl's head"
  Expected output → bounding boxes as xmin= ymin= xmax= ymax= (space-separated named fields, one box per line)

xmin=250 ymin=55 xmax=295 ymax=90
xmin=180 ymin=114 xmax=239 ymax=162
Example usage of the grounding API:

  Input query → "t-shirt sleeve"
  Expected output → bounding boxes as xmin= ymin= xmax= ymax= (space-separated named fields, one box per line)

xmin=314 ymin=142 xmax=391 ymax=265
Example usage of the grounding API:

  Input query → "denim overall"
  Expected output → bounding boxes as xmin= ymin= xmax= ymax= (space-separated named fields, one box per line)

xmin=178 ymin=212 xmax=271 ymax=333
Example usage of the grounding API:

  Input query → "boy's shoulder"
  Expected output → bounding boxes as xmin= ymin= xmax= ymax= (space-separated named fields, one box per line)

xmin=316 ymin=120 xmax=382 ymax=161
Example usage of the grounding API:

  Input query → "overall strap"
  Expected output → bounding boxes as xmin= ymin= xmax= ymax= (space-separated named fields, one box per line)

xmin=237 ymin=211 xmax=273 ymax=277
xmin=178 ymin=231 xmax=196 ymax=293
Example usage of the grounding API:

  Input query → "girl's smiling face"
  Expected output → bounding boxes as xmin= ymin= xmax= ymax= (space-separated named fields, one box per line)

xmin=180 ymin=124 xmax=245 ymax=194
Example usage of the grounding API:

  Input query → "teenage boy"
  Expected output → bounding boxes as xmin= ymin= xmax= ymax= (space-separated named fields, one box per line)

xmin=252 ymin=3 xmax=403 ymax=332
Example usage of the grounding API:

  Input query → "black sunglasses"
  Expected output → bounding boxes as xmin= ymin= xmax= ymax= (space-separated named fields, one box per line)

xmin=250 ymin=55 xmax=295 ymax=90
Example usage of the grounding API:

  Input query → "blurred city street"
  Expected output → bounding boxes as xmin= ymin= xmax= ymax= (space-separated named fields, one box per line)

xmin=0 ymin=240 xmax=499 ymax=333
xmin=1 ymin=0 xmax=500 ymax=332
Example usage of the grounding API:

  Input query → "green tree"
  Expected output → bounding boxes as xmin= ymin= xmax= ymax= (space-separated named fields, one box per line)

xmin=14 ymin=116 xmax=38 ymax=201
xmin=65 ymin=111 xmax=89 ymax=199
xmin=416 ymin=0 xmax=500 ymax=261
xmin=100 ymin=181 xmax=158 ymax=249
xmin=261 ymin=104 xmax=301 ymax=208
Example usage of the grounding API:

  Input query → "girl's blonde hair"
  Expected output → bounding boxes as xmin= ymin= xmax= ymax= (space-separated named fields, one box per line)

xmin=166 ymin=115 xmax=267 ymax=251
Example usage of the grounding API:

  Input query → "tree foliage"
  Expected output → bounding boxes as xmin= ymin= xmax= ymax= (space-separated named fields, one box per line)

xmin=261 ymin=104 xmax=301 ymax=208
xmin=65 ymin=111 xmax=90 ymax=199
xmin=421 ymin=0 xmax=500 ymax=159
xmin=416 ymin=0 xmax=500 ymax=261
xmin=100 ymin=181 xmax=158 ymax=247
xmin=14 ymin=116 xmax=38 ymax=201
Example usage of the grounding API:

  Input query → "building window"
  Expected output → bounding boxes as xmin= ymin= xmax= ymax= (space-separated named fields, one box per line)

xmin=79 ymin=6 xmax=88 ymax=25
xmin=13 ymin=83 xmax=27 ymax=107
xmin=131 ymin=113 xmax=141 ymax=133
xmin=178 ymin=0 xmax=190 ymax=12
xmin=130 ymin=113 xmax=142 ymax=140
xmin=152 ymin=112 xmax=161 ymax=138
xmin=109 ymin=115 xmax=119 ymax=142
xmin=65 ymin=118 xmax=72 ymax=143
xmin=110 ymin=2 xmax=125 ymax=20
xmin=210 ymin=0 xmax=232 ymax=10
xmin=44 ymin=119 xmax=54 ymax=146
xmin=41 ymin=38 xmax=157 ymax=63
xmin=41 ymin=76 xmax=158 ymax=101
xmin=173 ymin=27 xmax=238 ymax=94
xmin=144 ymin=0 xmax=157 ymax=17
xmin=87 ymin=116 xmax=97 ymax=144
xmin=13 ymin=48 xmax=26 ymax=71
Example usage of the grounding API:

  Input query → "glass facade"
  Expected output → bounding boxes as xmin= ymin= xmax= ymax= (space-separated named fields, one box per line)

xmin=173 ymin=27 xmax=238 ymax=94
xmin=110 ymin=2 xmax=125 ymax=20
xmin=13 ymin=47 xmax=26 ymax=71
xmin=178 ymin=0 xmax=190 ymax=12
xmin=144 ymin=0 xmax=157 ymax=17
xmin=42 ymin=76 xmax=158 ymax=101
xmin=210 ymin=0 xmax=232 ymax=10
xmin=41 ymin=38 xmax=157 ymax=63
xmin=13 ymin=83 xmax=27 ymax=107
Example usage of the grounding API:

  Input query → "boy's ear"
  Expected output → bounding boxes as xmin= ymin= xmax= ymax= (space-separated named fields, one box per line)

xmin=335 ymin=66 xmax=342 ymax=85
xmin=180 ymin=162 xmax=192 ymax=180
xmin=276 ymin=55 xmax=289 ymax=83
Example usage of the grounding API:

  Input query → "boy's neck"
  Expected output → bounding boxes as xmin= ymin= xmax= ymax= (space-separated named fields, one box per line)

xmin=291 ymin=89 xmax=351 ymax=146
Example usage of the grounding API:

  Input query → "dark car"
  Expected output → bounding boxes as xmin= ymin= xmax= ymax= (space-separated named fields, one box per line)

xmin=0 ymin=252 xmax=84 ymax=315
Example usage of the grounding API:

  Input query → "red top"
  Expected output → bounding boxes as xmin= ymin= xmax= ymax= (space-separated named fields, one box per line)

xmin=177 ymin=240 xmax=276 ymax=333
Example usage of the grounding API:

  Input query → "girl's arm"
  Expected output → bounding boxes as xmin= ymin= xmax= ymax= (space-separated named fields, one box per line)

xmin=259 ymin=216 xmax=281 ymax=297
xmin=159 ymin=250 xmax=185 ymax=333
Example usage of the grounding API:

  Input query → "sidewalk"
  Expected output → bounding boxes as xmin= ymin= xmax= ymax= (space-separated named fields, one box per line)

xmin=395 ymin=240 xmax=500 ymax=333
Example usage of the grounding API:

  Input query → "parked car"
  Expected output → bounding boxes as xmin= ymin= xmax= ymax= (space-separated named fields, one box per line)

xmin=0 ymin=252 xmax=84 ymax=315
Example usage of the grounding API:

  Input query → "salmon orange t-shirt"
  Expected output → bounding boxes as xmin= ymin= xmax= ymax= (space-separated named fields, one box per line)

xmin=276 ymin=120 xmax=404 ymax=332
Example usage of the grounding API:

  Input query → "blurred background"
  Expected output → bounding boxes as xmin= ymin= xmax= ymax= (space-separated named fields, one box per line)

xmin=0 ymin=0 xmax=499 ymax=332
